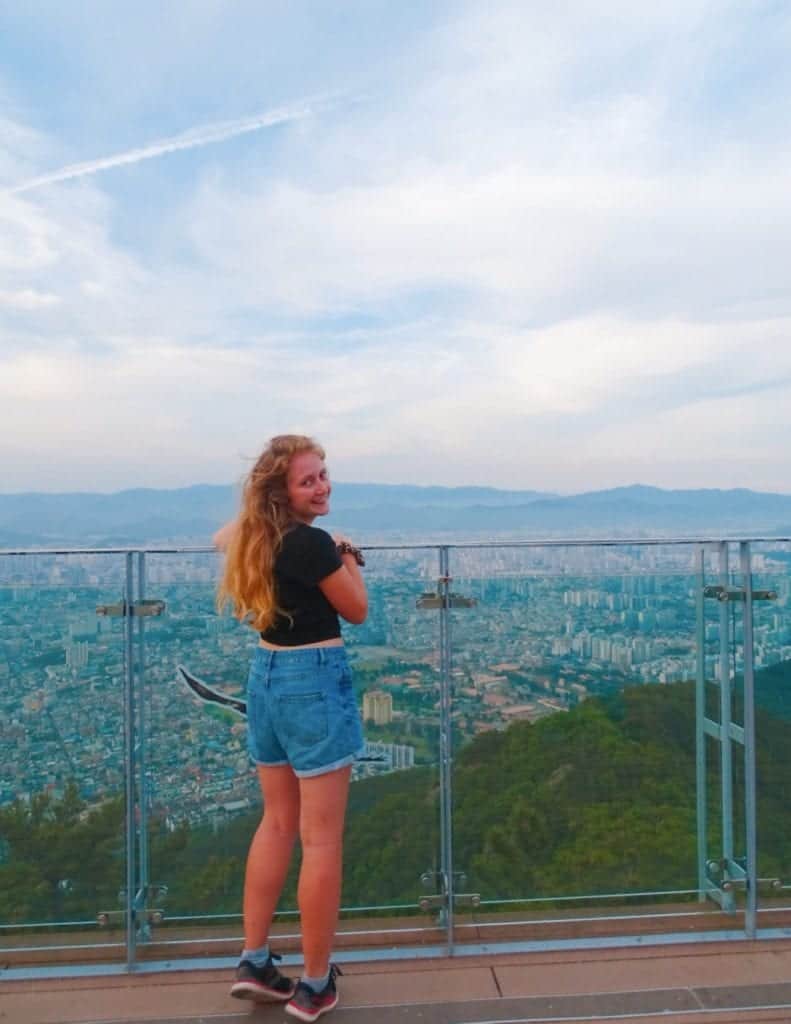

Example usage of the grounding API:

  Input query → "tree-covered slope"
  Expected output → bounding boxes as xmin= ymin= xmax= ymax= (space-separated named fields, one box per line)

xmin=2 ymin=674 xmax=790 ymax=924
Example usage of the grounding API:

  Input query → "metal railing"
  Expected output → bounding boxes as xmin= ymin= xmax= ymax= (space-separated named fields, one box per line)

xmin=1 ymin=535 xmax=790 ymax=976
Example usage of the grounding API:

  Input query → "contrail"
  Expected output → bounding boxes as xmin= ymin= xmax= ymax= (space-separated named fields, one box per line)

xmin=7 ymin=95 xmax=332 ymax=195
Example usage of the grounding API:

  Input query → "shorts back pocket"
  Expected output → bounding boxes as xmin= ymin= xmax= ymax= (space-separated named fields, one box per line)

xmin=278 ymin=691 xmax=328 ymax=748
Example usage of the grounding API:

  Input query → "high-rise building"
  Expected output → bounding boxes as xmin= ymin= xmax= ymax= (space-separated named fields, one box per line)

xmin=66 ymin=641 xmax=89 ymax=671
xmin=363 ymin=689 xmax=393 ymax=725
xmin=360 ymin=741 xmax=415 ymax=772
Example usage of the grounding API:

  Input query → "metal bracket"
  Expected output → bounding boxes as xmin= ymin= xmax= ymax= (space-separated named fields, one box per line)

xmin=722 ymin=878 xmax=783 ymax=893
xmin=419 ymin=892 xmax=481 ymax=911
xmin=418 ymin=870 xmax=479 ymax=911
xmin=97 ymin=908 xmax=164 ymax=927
xmin=100 ymin=883 xmax=169 ymax=934
xmin=705 ymin=858 xmax=782 ymax=894
xmin=703 ymin=717 xmax=745 ymax=745
xmin=118 ymin=883 xmax=169 ymax=907
xmin=706 ymin=857 xmax=745 ymax=886
xmin=421 ymin=869 xmax=467 ymax=889
xmin=416 ymin=591 xmax=476 ymax=609
xmin=96 ymin=599 xmax=166 ymax=618
xmin=703 ymin=586 xmax=777 ymax=603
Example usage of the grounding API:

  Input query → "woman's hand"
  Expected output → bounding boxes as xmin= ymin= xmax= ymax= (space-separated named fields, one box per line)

xmin=333 ymin=532 xmax=365 ymax=567
xmin=320 ymin=533 xmax=368 ymax=623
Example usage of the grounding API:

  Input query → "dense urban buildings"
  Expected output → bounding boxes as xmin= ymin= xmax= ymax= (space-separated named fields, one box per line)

xmin=1 ymin=543 xmax=789 ymax=823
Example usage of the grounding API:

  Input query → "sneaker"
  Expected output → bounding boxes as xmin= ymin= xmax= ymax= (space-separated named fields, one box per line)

xmin=230 ymin=953 xmax=295 ymax=1002
xmin=285 ymin=964 xmax=343 ymax=1021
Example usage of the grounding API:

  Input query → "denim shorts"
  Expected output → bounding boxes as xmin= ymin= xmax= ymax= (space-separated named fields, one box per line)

xmin=246 ymin=645 xmax=364 ymax=777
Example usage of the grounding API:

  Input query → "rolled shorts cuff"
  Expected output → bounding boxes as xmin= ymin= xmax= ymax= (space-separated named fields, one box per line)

xmin=251 ymin=756 xmax=290 ymax=768
xmin=293 ymin=745 xmax=365 ymax=778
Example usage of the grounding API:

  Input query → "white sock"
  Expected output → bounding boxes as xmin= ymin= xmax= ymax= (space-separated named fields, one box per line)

xmin=241 ymin=943 xmax=270 ymax=967
xmin=301 ymin=971 xmax=329 ymax=993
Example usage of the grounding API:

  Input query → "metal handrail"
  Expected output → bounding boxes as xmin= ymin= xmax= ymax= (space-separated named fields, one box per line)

xmin=2 ymin=533 xmax=791 ymax=556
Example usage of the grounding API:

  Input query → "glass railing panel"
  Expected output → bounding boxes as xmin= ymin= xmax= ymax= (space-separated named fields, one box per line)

xmin=0 ymin=551 xmax=130 ymax=966
xmin=446 ymin=542 xmax=740 ymax=946
xmin=133 ymin=549 xmax=249 ymax=961
xmin=139 ymin=546 xmax=443 ymax=960
xmin=747 ymin=541 xmax=791 ymax=930
xmin=341 ymin=545 xmax=443 ymax=951
xmin=8 ymin=537 xmax=782 ymax=970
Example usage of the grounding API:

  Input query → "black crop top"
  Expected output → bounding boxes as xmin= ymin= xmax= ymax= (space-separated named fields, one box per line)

xmin=260 ymin=523 xmax=343 ymax=646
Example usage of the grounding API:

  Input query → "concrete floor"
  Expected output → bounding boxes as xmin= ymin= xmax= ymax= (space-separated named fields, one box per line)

xmin=3 ymin=939 xmax=791 ymax=1024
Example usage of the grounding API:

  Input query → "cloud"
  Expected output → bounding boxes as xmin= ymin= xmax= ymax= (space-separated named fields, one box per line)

xmin=0 ymin=196 xmax=59 ymax=272
xmin=181 ymin=157 xmax=791 ymax=331
xmin=8 ymin=307 xmax=786 ymax=485
xmin=0 ymin=288 xmax=60 ymax=310
xmin=0 ymin=185 xmax=155 ymax=360
xmin=2 ymin=2 xmax=791 ymax=494
xmin=2 ymin=296 xmax=791 ymax=493
xmin=6 ymin=95 xmax=336 ymax=195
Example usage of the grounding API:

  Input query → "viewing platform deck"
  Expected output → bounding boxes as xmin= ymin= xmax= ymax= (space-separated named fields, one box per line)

xmin=4 ymin=938 xmax=791 ymax=1024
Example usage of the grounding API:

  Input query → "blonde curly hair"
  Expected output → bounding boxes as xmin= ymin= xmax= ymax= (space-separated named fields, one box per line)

xmin=217 ymin=434 xmax=325 ymax=631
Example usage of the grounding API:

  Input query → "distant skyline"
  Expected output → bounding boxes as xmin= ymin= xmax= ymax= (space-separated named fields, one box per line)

xmin=2 ymin=3 xmax=791 ymax=495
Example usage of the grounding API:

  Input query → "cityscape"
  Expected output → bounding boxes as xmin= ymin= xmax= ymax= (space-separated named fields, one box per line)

xmin=1 ymin=543 xmax=790 ymax=825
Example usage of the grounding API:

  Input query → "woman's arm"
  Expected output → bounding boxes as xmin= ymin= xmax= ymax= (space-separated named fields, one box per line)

xmin=318 ymin=542 xmax=368 ymax=624
xmin=213 ymin=520 xmax=238 ymax=551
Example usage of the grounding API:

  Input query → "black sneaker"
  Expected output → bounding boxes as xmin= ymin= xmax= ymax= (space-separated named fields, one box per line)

xmin=285 ymin=964 xmax=343 ymax=1021
xmin=230 ymin=953 xmax=295 ymax=1002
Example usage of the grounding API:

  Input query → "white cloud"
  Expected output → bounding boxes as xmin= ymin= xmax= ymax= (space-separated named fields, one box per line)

xmin=2 ymin=2 xmax=791 ymax=494
xmin=0 ymin=288 xmax=60 ymax=310
xmin=181 ymin=156 xmax=791 ymax=330
xmin=568 ymin=384 xmax=791 ymax=493
xmin=0 ymin=196 xmax=59 ymax=272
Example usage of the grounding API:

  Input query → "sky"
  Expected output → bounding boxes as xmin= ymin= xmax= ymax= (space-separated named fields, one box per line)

xmin=1 ymin=1 xmax=791 ymax=496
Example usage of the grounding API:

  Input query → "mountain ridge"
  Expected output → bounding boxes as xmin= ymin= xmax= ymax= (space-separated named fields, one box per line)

xmin=2 ymin=482 xmax=791 ymax=544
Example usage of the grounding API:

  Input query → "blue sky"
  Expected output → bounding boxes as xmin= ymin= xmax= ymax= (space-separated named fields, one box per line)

xmin=2 ymin=1 xmax=790 ymax=494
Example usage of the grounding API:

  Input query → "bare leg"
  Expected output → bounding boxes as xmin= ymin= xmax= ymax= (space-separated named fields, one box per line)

xmin=297 ymin=765 xmax=351 ymax=977
xmin=243 ymin=764 xmax=300 ymax=949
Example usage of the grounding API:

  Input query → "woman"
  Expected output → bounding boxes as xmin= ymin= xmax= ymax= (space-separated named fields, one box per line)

xmin=215 ymin=434 xmax=367 ymax=1022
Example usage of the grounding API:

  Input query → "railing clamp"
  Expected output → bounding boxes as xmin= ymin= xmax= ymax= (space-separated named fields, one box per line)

xmin=96 ymin=599 xmax=166 ymax=618
xmin=99 ymin=883 xmax=168 ymax=934
xmin=419 ymin=870 xmax=479 ymax=911
xmin=96 ymin=908 xmax=164 ymax=927
xmin=416 ymin=590 xmax=476 ymax=609
xmin=419 ymin=892 xmax=481 ymax=911
xmin=721 ymin=877 xmax=783 ymax=893
xmin=703 ymin=585 xmax=777 ymax=603
xmin=704 ymin=857 xmax=780 ymax=893
xmin=421 ymin=869 xmax=467 ymax=889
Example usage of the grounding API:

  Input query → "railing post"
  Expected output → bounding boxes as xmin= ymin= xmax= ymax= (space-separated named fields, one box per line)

xmin=739 ymin=542 xmax=758 ymax=938
xmin=123 ymin=552 xmax=137 ymax=969
xmin=136 ymin=552 xmax=150 ymax=938
xmin=438 ymin=546 xmax=454 ymax=953
xmin=718 ymin=541 xmax=736 ymax=912
xmin=695 ymin=545 xmax=707 ymax=902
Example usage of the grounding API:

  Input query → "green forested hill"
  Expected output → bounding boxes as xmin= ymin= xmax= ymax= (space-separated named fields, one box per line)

xmin=2 ymin=674 xmax=790 ymax=924
xmin=748 ymin=658 xmax=791 ymax=721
